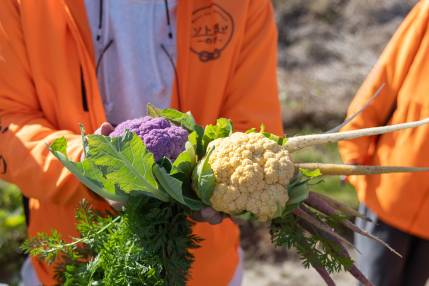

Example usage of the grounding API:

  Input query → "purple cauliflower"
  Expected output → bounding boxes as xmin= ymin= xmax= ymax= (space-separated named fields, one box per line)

xmin=109 ymin=116 xmax=189 ymax=161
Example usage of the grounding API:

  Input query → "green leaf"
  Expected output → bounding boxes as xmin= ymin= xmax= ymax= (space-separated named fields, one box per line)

xmin=80 ymin=124 xmax=89 ymax=157
xmin=80 ymin=159 xmax=124 ymax=200
xmin=245 ymin=128 xmax=257 ymax=134
xmin=203 ymin=125 xmax=217 ymax=142
xmin=147 ymin=104 xmax=204 ymax=149
xmin=288 ymin=188 xmax=309 ymax=206
xmin=158 ymin=157 xmax=173 ymax=173
xmin=171 ymin=143 xmax=203 ymax=209
xmin=214 ymin=118 xmax=233 ymax=137
xmin=50 ymin=137 xmax=67 ymax=156
xmin=146 ymin=103 xmax=162 ymax=117
xmin=188 ymin=128 xmax=205 ymax=159
xmin=283 ymin=180 xmax=309 ymax=214
xmin=159 ymin=109 xmax=197 ymax=132
xmin=300 ymin=168 xmax=322 ymax=178
xmin=182 ymin=197 xmax=205 ymax=211
xmin=50 ymin=132 xmax=170 ymax=203
xmin=273 ymin=200 xmax=287 ymax=218
xmin=85 ymin=132 xmax=169 ymax=202
xmin=262 ymin=132 xmax=287 ymax=146
xmin=50 ymin=148 xmax=127 ymax=202
xmin=152 ymin=165 xmax=185 ymax=205
xmin=202 ymin=118 xmax=232 ymax=151
xmin=153 ymin=165 xmax=203 ymax=211
xmin=192 ymin=148 xmax=215 ymax=205
xmin=172 ymin=142 xmax=196 ymax=178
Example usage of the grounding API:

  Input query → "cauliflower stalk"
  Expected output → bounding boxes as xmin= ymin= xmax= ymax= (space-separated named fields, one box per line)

xmin=204 ymin=132 xmax=295 ymax=221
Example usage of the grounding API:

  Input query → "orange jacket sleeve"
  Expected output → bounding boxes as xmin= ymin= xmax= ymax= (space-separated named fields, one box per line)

xmin=338 ymin=0 xmax=429 ymax=164
xmin=0 ymin=0 xmax=87 ymax=205
xmin=221 ymin=0 xmax=283 ymax=135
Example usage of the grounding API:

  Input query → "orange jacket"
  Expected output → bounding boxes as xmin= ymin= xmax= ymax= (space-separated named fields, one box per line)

xmin=0 ymin=0 xmax=282 ymax=285
xmin=339 ymin=0 xmax=429 ymax=239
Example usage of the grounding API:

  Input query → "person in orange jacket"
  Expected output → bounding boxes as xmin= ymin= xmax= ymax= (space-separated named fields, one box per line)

xmin=339 ymin=1 xmax=429 ymax=285
xmin=0 ymin=1 xmax=283 ymax=285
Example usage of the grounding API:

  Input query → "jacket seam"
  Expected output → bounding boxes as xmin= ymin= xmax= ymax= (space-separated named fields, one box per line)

xmin=80 ymin=67 xmax=89 ymax=112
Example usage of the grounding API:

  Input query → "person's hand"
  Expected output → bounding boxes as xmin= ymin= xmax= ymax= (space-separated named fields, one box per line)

xmin=191 ymin=207 xmax=225 ymax=225
xmin=80 ymin=122 xmax=114 ymax=162
xmin=83 ymin=122 xmax=122 ymax=209
xmin=106 ymin=199 xmax=125 ymax=211
xmin=94 ymin=122 xmax=114 ymax=136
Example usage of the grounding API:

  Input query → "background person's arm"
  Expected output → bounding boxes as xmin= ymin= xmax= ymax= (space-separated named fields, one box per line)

xmin=0 ymin=0 xmax=93 ymax=206
xmin=338 ymin=0 xmax=429 ymax=165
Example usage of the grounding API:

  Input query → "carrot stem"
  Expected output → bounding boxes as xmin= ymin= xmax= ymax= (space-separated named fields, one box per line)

xmin=287 ymin=117 xmax=429 ymax=152
xmin=296 ymin=163 xmax=429 ymax=176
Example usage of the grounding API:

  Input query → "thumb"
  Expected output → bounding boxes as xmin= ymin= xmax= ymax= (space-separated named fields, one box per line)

xmin=95 ymin=122 xmax=114 ymax=135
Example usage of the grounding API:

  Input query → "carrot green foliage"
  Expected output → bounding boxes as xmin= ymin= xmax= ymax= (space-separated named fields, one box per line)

xmin=22 ymin=198 xmax=199 ymax=286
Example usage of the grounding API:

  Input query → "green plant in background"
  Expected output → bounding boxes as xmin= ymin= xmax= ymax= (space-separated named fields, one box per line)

xmin=0 ymin=180 xmax=26 ymax=284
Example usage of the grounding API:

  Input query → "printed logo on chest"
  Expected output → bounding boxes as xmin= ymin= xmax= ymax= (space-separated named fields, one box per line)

xmin=191 ymin=4 xmax=234 ymax=62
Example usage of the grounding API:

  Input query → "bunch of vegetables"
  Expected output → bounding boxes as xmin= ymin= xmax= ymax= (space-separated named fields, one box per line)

xmin=24 ymin=104 xmax=429 ymax=286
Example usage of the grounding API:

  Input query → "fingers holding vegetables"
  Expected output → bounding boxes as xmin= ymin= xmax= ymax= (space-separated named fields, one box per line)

xmin=88 ymin=122 xmax=124 ymax=209
xmin=95 ymin=122 xmax=115 ymax=136
xmin=80 ymin=122 xmax=114 ymax=161
xmin=191 ymin=207 xmax=225 ymax=225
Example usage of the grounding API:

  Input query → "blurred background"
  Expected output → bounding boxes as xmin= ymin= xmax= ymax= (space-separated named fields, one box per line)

xmin=0 ymin=0 xmax=419 ymax=285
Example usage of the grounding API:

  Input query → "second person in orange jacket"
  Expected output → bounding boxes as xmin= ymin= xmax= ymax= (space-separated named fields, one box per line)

xmin=339 ymin=1 xmax=429 ymax=285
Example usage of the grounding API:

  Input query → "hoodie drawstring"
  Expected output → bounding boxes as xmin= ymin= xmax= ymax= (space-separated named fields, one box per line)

xmin=97 ymin=0 xmax=103 ymax=41
xmin=164 ymin=0 xmax=173 ymax=39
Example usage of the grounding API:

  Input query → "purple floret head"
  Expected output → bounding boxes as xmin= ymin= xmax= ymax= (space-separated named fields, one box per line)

xmin=110 ymin=116 xmax=189 ymax=161
xmin=139 ymin=117 xmax=171 ymax=135
xmin=109 ymin=116 xmax=152 ymax=137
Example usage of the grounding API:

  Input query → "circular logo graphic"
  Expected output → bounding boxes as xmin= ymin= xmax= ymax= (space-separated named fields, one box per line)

xmin=191 ymin=4 xmax=234 ymax=62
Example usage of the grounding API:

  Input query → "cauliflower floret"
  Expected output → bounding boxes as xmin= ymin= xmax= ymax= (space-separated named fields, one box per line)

xmin=110 ymin=116 xmax=188 ymax=161
xmin=207 ymin=132 xmax=295 ymax=221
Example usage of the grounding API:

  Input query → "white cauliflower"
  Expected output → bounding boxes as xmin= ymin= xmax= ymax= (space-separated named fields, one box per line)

xmin=206 ymin=132 xmax=295 ymax=221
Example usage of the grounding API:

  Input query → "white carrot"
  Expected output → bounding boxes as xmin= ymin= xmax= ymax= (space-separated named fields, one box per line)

xmin=286 ymin=117 xmax=429 ymax=152
xmin=295 ymin=163 xmax=429 ymax=176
